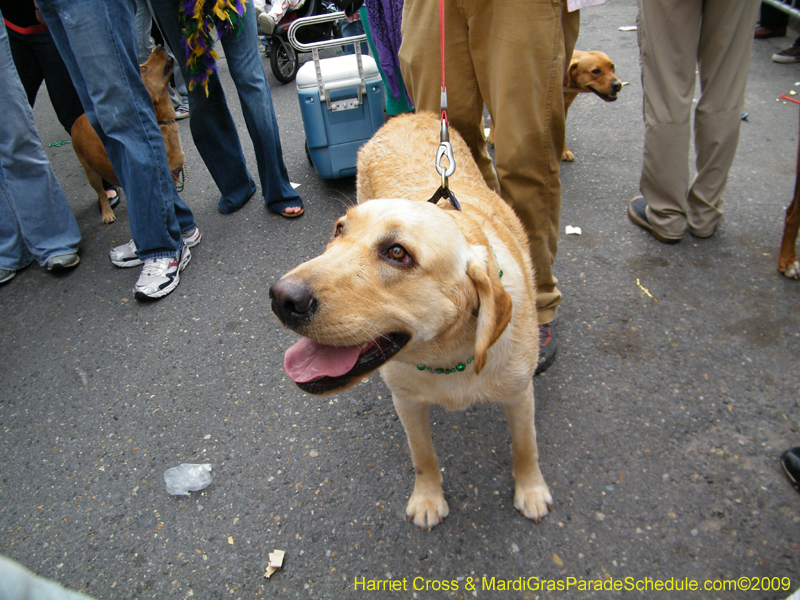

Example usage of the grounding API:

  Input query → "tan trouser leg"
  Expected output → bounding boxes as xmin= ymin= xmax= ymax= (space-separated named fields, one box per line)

xmin=638 ymin=0 xmax=758 ymax=238
xmin=399 ymin=0 xmax=565 ymax=324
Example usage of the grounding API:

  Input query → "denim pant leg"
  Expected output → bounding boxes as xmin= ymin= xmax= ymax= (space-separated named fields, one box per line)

xmin=36 ymin=0 xmax=195 ymax=260
xmin=221 ymin=4 xmax=302 ymax=214
xmin=0 ymin=23 xmax=81 ymax=270
xmin=148 ymin=0 xmax=257 ymax=212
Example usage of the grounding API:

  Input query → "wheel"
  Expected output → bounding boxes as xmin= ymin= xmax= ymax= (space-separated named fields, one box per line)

xmin=270 ymin=37 xmax=299 ymax=84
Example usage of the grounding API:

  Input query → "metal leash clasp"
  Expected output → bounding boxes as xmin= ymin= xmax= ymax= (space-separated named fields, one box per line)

xmin=435 ymin=140 xmax=455 ymax=190
xmin=435 ymin=111 xmax=455 ymax=190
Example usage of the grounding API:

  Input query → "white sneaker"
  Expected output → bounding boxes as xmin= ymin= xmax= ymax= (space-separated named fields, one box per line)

xmin=110 ymin=227 xmax=202 ymax=268
xmin=133 ymin=244 xmax=191 ymax=300
xmin=258 ymin=12 xmax=275 ymax=35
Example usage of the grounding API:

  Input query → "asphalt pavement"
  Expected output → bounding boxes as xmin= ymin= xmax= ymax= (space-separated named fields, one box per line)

xmin=1 ymin=1 xmax=799 ymax=598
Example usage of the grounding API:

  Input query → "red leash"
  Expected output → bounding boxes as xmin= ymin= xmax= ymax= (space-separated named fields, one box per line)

xmin=439 ymin=0 xmax=447 ymax=126
xmin=428 ymin=0 xmax=461 ymax=210
xmin=432 ymin=0 xmax=457 ymax=206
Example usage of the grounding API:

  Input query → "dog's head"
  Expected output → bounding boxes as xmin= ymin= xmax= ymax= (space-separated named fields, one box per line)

xmin=269 ymin=199 xmax=512 ymax=395
xmin=566 ymin=50 xmax=622 ymax=102
xmin=140 ymin=45 xmax=175 ymax=108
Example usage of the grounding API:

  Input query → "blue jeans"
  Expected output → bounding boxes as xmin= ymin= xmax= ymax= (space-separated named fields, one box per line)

xmin=0 ymin=20 xmax=81 ymax=271
xmin=341 ymin=18 xmax=370 ymax=56
xmin=35 ymin=0 xmax=196 ymax=262
xmin=149 ymin=0 xmax=302 ymax=214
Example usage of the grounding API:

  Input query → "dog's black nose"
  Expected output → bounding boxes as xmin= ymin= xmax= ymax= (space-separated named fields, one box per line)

xmin=269 ymin=276 xmax=317 ymax=328
xmin=612 ymin=80 xmax=622 ymax=92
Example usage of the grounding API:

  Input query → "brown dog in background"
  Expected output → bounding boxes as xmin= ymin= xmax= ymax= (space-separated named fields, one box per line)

xmin=561 ymin=50 xmax=622 ymax=161
xmin=487 ymin=50 xmax=622 ymax=161
xmin=70 ymin=46 xmax=185 ymax=224
xmin=778 ymin=118 xmax=800 ymax=279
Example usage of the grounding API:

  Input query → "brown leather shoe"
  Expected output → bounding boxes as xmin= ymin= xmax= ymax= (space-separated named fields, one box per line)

xmin=755 ymin=26 xmax=787 ymax=39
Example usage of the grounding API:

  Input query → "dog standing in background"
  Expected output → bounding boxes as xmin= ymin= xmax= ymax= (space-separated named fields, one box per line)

xmin=561 ymin=50 xmax=623 ymax=161
xmin=71 ymin=46 xmax=185 ymax=224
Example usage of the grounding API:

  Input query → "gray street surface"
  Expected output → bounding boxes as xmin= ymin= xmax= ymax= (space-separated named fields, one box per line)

xmin=1 ymin=1 xmax=799 ymax=598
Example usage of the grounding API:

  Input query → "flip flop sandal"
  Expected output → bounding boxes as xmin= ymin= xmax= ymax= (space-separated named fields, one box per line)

xmin=104 ymin=186 xmax=121 ymax=210
xmin=780 ymin=447 xmax=800 ymax=492
xmin=281 ymin=207 xmax=304 ymax=219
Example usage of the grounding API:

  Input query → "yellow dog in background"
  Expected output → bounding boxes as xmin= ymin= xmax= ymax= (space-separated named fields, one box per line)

xmin=270 ymin=112 xmax=551 ymax=530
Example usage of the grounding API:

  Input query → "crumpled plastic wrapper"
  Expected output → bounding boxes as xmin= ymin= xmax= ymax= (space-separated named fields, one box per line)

xmin=163 ymin=463 xmax=213 ymax=496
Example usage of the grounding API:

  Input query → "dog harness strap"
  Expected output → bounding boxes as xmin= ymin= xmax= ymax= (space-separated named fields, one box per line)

xmin=427 ymin=186 xmax=462 ymax=212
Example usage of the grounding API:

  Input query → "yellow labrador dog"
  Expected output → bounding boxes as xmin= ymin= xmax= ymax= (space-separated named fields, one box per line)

xmin=269 ymin=112 xmax=551 ymax=530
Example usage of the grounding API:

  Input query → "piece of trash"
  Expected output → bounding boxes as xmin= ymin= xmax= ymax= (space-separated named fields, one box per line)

xmin=780 ymin=94 xmax=800 ymax=105
xmin=264 ymin=549 xmax=285 ymax=578
xmin=742 ymin=112 xmax=749 ymax=121
xmin=163 ymin=463 xmax=213 ymax=496
xmin=792 ymin=90 xmax=798 ymax=96
xmin=552 ymin=553 xmax=564 ymax=567
xmin=621 ymin=81 xmax=630 ymax=88
xmin=290 ymin=182 xmax=301 ymax=189
xmin=618 ymin=25 xmax=637 ymax=31
xmin=636 ymin=279 xmax=659 ymax=304
xmin=565 ymin=225 xmax=582 ymax=235
xmin=48 ymin=139 xmax=70 ymax=147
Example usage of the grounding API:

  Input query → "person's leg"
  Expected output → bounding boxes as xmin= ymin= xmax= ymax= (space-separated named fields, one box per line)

xmin=687 ymin=0 xmax=759 ymax=237
xmin=341 ymin=17 xmax=369 ymax=56
xmin=471 ymin=0 xmax=565 ymax=325
xmin=360 ymin=5 xmax=412 ymax=116
xmin=149 ymin=0 xmax=257 ymax=212
xmin=36 ymin=0 xmax=191 ymax=259
xmin=563 ymin=5 xmax=580 ymax=73
xmin=0 ymin=24 xmax=80 ymax=269
xmin=637 ymin=0 xmax=702 ymax=239
xmin=27 ymin=30 xmax=85 ymax=134
xmin=399 ymin=0 xmax=496 ymax=192
xmin=219 ymin=3 xmax=302 ymax=215
xmin=6 ymin=29 xmax=44 ymax=108
xmin=133 ymin=0 xmax=155 ymax=64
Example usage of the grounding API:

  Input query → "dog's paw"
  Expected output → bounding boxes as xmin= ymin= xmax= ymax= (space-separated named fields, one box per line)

xmin=562 ymin=149 xmax=575 ymax=162
xmin=406 ymin=489 xmax=449 ymax=530
xmin=102 ymin=214 xmax=116 ymax=225
xmin=780 ymin=260 xmax=800 ymax=279
xmin=514 ymin=481 xmax=552 ymax=523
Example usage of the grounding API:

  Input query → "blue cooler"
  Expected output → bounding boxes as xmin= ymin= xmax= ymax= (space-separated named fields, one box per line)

xmin=291 ymin=15 xmax=385 ymax=179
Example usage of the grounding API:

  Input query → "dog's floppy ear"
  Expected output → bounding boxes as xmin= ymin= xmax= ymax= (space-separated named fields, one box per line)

xmin=565 ymin=60 xmax=580 ymax=88
xmin=466 ymin=258 xmax=512 ymax=374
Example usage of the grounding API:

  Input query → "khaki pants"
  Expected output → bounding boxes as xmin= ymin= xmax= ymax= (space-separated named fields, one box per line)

xmin=638 ymin=0 xmax=760 ymax=238
xmin=398 ymin=0 xmax=570 ymax=324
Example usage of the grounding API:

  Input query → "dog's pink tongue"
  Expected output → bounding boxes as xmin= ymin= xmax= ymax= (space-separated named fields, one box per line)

xmin=284 ymin=337 xmax=362 ymax=383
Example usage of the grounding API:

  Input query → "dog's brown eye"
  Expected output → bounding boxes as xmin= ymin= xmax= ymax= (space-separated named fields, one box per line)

xmin=385 ymin=244 xmax=409 ymax=263
xmin=333 ymin=223 xmax=344 ymax=237
xmin=592 ymin=68 xmax=602 ymax=75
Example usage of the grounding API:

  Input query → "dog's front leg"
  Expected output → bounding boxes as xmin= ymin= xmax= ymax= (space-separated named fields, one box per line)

xmin=501 ymin=384 xmax=552 ymax=523
xmin=393 ymin=397 xmax=449 ymax=530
